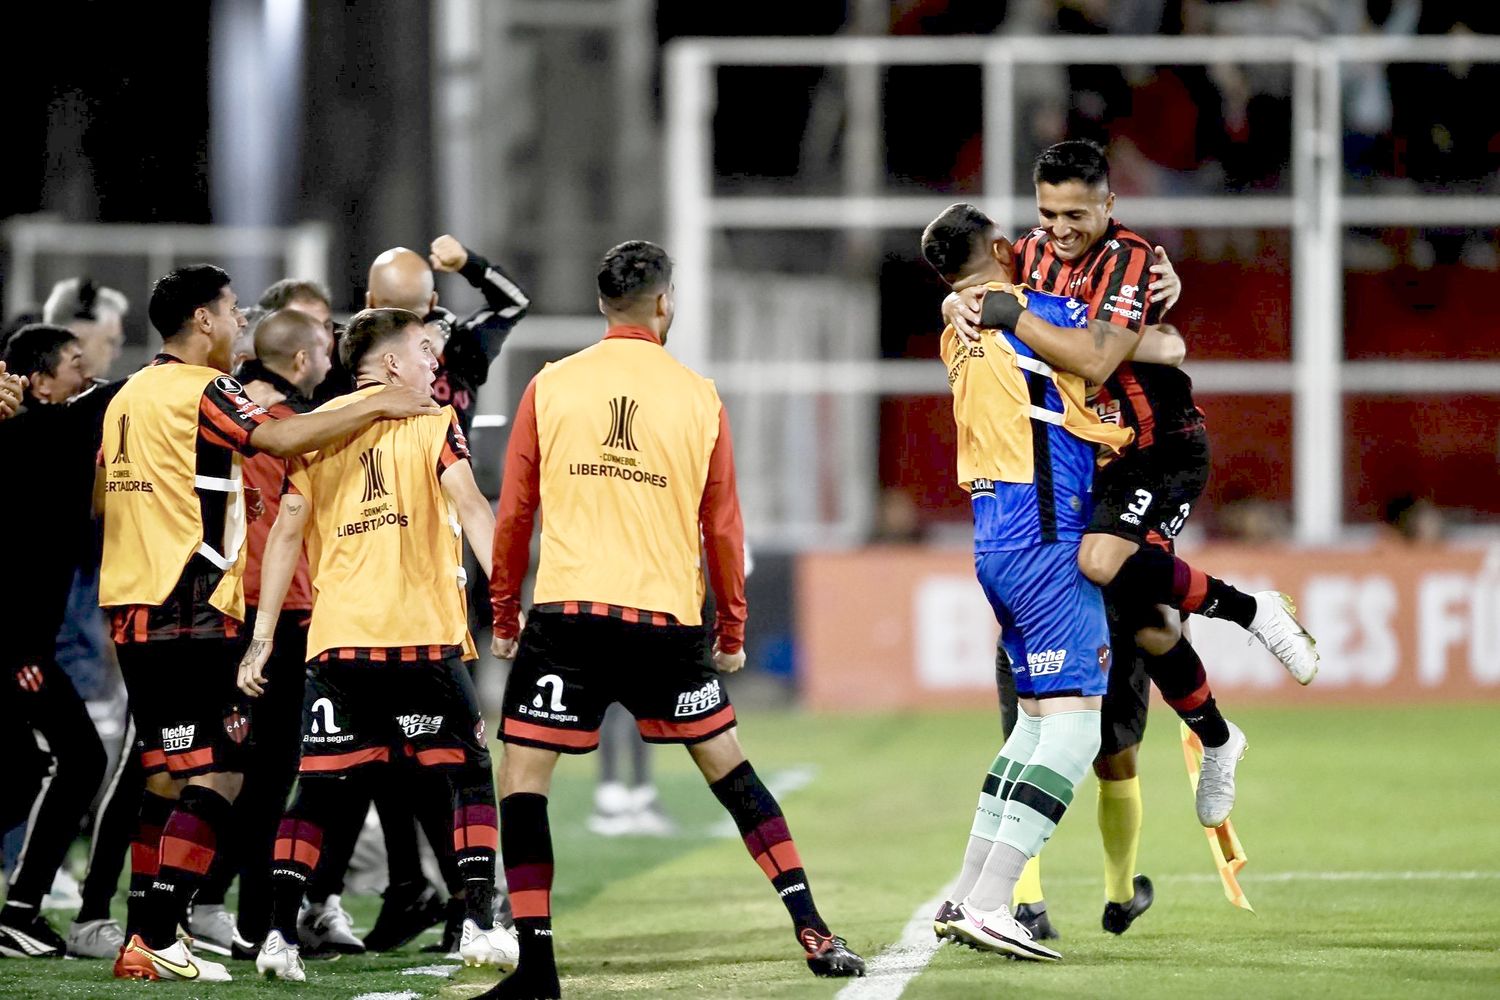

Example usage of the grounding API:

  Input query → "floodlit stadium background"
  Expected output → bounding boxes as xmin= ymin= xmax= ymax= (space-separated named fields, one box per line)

xmin=6 ymin=2 xmax=1499 ymax=715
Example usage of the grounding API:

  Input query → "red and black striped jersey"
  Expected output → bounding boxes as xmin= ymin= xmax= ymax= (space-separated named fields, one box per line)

xmin=1011 ymin=220 xmax=1201 ymax=450
xmin=109 ymin=355 xmax=272 ymax=644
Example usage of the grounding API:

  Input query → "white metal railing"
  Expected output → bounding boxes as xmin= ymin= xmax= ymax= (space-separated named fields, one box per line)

xmin=666 ymin=34 xmax=1500 ymax=546
xmin=2 ymin=218 xmax=331 ymax=322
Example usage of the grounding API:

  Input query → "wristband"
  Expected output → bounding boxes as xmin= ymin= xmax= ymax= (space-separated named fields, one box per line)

xmin=980 ymin=288 xmax=1026 ymax=331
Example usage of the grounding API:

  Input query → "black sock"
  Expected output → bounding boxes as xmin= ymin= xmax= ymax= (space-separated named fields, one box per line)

xmin=709 ymin=760 xmax=829 ymax=940
xmin=271 ymin=774 xmax=364 ymax=940
xmin=125 ymin=791 xmax=175 ymax=940
xmin=143 ymin=785 xmax=234 ymax=949
xmin=1109 ymin=548 xmax=1258 ymax=628
xmin=500 ymin=793 xmax=556 ymax=976
xmin=452 ymin=764 xmax=499 ymax=927
xmin=1142 ymin=637 xmax=1231 ymax=747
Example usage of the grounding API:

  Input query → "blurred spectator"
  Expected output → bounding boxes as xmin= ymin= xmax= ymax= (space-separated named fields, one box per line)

xmin=42 ymin=278 xmax=129 ymax=381
xmin=873 ymin=486 xmax=925 ymax=543
xmin=258 ymin=278 xmax=335 ymax=334
xmin=1383 ymin=494 xmax=1446 ymax=545
xmin=1216 ymin=498 xmax=1292 ymax=544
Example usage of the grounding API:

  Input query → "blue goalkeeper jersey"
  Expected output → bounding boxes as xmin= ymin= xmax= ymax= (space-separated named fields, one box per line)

xmin=970 ymin=289 xmax=1098 ymax=553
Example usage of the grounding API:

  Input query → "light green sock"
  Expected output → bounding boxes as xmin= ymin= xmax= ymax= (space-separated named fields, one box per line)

xmin=968 ymin=710 xmax=1100 ymax=912
xmin=997 ymin=710 xmax=1101 ymax=857
xmin=952 ymin=711 xmax=1041 ymax=901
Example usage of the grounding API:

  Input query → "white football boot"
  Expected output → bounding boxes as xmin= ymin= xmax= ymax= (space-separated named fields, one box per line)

xmin=1249 ymin=591 xmax=1319 ymax=684
xmin=256 ymin=929 xmax=306 ymax=982
xmin=1196 ymin=721 xmax=1249 ymax=827
xmin=948 ymin=901 xmax=1061 ymax=961
xmin=458 ymin=917 xmax=520 ymax=970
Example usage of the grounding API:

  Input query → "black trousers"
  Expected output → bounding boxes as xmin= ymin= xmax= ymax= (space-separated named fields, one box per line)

xmin=1 ymin=658 xmax=107 ymax=908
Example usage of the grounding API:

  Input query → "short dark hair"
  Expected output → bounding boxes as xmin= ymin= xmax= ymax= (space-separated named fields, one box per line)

xmin=339 ymin=307 xmax=422 ymax=371
xmin=2 ymin=324 xmax=78 ymax=381
xmin=597 ymin=241 xmax=672 ymax=305
xmin=1033 ymin=139 xmax=1110 ymax=189
xmin=258 ymin=278 xmax=331 ymax=311
xmin=148 ymin=264 xmax=233 ymax=339
xmin=920 ymin=203 xmax=995 ymax=282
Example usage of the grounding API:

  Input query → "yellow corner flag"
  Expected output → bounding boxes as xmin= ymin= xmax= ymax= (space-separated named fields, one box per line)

xmin=1181 ymin=723 xmax=1255 ymax=912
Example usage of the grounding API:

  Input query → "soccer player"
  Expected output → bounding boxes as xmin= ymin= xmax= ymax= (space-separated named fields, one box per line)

xmin=361 ymin=235 xmax=531 ymax=947
xmin=943 ymin=140 xmax=1317 ymax=932
xmin=366 ymin=234 xmax=531 ymax=434
xmin=920 ymin=203 xmax=1161 ymax=961
xmin=103 ymin=265 xmax=439 ymax=982
xmin=183 ymin=308 xmax=343 ymax=959
xmin=481 ymin=241 xmax=864 ymax=999
xmin=238 ymin=307 xmax=518 ymax=983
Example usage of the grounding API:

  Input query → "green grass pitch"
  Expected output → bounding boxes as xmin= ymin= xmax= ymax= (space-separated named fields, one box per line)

xmin=2 ymin=703 xmax=1497 ymax=998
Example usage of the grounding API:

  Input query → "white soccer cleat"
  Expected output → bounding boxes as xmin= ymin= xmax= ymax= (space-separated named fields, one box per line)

xmin=297 ymin=894 xmax=366 ymax=954
xmin=1249 ymin=591 xmax=1318 ymax=685
xmin=458 ymin=917 xmax=520 ymax=970
xmin=187 ymin=903 xmax=237 ymax=956
xmin=118 ymin=935 xmax=233 ymax=981
xmin=1197 ymin=721 xmax=1248 ymax=828
xmin=66 ymin=917 xmax=126 ymax=958
xmin=948 ymin=901 xmax=1061 ymax=961
xmin=256 ymin=930 xmax=306 ymax=982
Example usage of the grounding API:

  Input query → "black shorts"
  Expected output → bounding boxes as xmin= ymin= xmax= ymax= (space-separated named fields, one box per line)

xmin=299 ymin=652 xmax=489 ymax=775
xmin=118 ymin=638 xmax=252 ymax=778
xmin=1099 ymin=607 xmax=1151 ymax=757
xmin=1089 ymin=427 xmax=1211 ymax=552
xmin=501 ymin=611 xmax=735 ymax=755
xmin=993 ymin=607 xmax=1150 ymax=758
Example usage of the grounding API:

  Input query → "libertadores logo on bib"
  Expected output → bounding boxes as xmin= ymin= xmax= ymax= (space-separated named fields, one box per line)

xmin=602 ymin=395 xmax=640 ymax=451
xmin=360 ymin=447 xmax=390 ymax=502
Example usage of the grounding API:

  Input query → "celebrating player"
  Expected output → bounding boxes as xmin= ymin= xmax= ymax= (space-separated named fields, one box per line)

xmin=943 ymin=140 xmax=1318 ymax=934
xmin=365 ymin=235 xmax=530 ymax=434
xmin=237 ymin=307 xmax=517 ymax=982
xmin=481 ymin=241 xmax=864 ymax=999
xmin=103 ymin=266 xmax=439 ymax=983
xmin=920 ymin=203 xmax=1168 ymax=961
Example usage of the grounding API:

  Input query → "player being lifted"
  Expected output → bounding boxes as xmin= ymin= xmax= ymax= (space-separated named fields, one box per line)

xmin=237 ymin=308 xmax=518 ymax=982
xmin=103 ymin=266 xmax=438 ymax=983
xmin=479 ymin=241 xmax=864 ymax=999
xmin=920 ymin=202 xmax=1193 ymax=960
xmin=942 ymin=140 xmax=1318 ymax=936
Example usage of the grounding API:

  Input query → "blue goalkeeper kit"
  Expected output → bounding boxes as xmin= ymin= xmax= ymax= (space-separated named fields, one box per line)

xmin=941 ymin=287 xmax=1120 ymax=699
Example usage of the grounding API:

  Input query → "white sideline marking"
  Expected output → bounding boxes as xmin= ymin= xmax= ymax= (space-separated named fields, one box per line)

xmin=351 ymin=992 xmax=422 ymax=1000
xmin=1043 ymin=870 xmax=1500 ymax=885
xmin=834 ymin=883 xmax=955 ymax=1000
xmin=708 ymin=765 xmax=820 ymax=838
xmin=832 ymin=871 xmax=1497 ymax=1000
xmin=400 ymin=963 xmax=461 ymax=976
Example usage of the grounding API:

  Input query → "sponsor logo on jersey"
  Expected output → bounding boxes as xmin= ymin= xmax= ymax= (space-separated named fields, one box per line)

xmin=675 ymin=679 xmax=723 ymax=718
xmin=162 ymin=724 xmax=195 ymax=753
xmin=398 ymin=714 xmax=444 ymax=738
xmin=1026 ymin=649 xmax=1068 ymax=676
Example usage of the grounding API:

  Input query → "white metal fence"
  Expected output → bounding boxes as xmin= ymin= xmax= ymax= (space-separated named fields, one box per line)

xmin=665 ymin=34 xmax=1500 ymax=546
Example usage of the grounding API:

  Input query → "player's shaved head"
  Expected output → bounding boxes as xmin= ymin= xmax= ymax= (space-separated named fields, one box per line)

xmin=367 ymin=247 xmax=436 ymax=316
xmin=254 ymin=308 xmax=325 ymax=367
